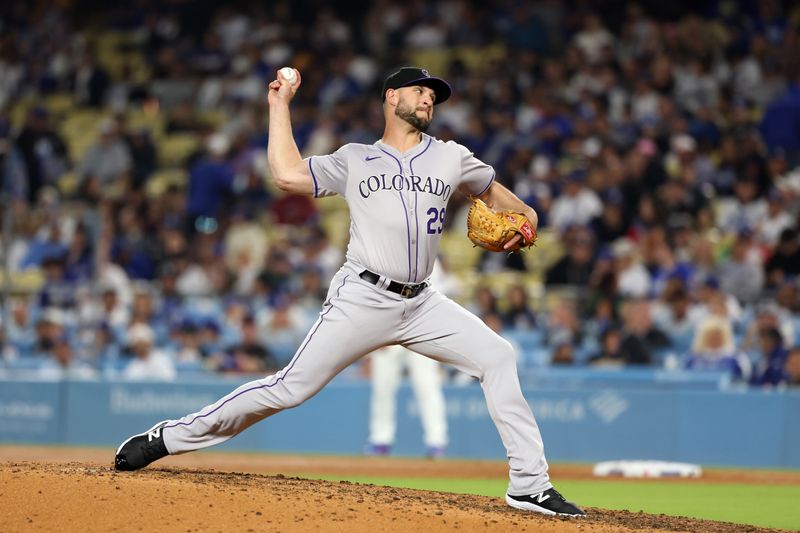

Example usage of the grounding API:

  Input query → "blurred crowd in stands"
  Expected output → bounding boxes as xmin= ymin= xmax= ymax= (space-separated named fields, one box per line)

xmin=1 ymin=0 xmax=799 ymax=387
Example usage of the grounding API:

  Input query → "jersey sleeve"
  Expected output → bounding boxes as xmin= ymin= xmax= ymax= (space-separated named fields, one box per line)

xmin=456 ymin=143 xmax=495 ymax=196
xmin=305 ymin=146 xmax=349 ymax=198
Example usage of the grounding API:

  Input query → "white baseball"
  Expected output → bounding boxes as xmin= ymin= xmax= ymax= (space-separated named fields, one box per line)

xmin=279 ymin=67 xmax=297 ymax=84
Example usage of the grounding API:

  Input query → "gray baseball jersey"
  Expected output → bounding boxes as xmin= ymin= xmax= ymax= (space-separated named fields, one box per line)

xmin=308 ymin=134 xmax=494 ymax=283
xmin=155 ymin=134 xmax=553 ymax=496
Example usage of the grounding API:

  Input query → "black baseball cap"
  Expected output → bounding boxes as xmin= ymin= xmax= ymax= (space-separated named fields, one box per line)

xmin=382 ymin=67 xmax=452 ymax=105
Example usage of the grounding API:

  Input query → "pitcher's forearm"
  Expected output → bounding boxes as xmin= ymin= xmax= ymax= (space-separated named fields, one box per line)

xmin=479 ymin=181 xmax=539 ymax=228
xmin=267 ymin=101 xmax=303 ymax=182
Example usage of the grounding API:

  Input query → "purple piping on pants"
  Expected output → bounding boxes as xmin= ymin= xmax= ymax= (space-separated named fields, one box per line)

xmin=409 ymin=137 xmax=432 ymax=283
xmin=163 ymin=276 xmax=350 ymax=430
xmin=378 ymin=147 xmax=412 ymax=281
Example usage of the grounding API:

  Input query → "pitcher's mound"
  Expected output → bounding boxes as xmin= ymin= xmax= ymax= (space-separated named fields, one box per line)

xmin=0 ymin=462 xmax=777 ymax=532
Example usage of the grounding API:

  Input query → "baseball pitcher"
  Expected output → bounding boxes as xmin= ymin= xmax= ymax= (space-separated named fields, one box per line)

xmin=114 ymin=66 xmax=584 ymax=517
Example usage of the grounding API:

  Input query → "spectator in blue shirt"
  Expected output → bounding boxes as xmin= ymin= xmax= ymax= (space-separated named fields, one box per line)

xmin=64 ymin=222 xmax=94 ymax=282
xmin=111 ymin=205 xmax=158 ymax=280
xmin=750 ymin=327 xmax=790 ymax=387
xmin=187 ymin=133 xmax=234 ymax=233
xmin=20 ymin=222 xmax=68 ymax=270
xmin=759 ymin=82 xmax=800 ymax=166
xmin=0 ymin=118 xmax=28 ymax=200
xmin=683 ymin=315 xmax=750 ymax=381
xmin=15 ymin=107 xmax=70 ymax=204
xmin=6 ymin=298 xmax=37 ymax=357
xmin=533 ymin=95 xmax=573 ymax=157
xmin=38 ymin=255 xmax=77 ymax=311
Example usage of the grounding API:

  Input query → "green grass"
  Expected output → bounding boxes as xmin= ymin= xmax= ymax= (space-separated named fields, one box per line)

xmin=304 ymin=474 xmax=800 ymax=530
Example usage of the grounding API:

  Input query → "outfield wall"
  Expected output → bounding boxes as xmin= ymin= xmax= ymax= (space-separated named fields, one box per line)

xmin=1 ymin=376 xmax=799 ymax=469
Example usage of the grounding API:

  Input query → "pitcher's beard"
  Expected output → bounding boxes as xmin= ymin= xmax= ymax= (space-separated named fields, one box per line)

xmin=395 ymin=103 xmax=430 ymax=132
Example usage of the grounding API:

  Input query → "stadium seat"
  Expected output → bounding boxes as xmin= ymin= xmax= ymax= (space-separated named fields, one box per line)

xmin=146 ymin=169 xmax=188 ymax=197
xmin=159 ymin=134 xmax=200 ymax=167
xmin=44 ymin=93 xmax=76 ymax=117
xmin=6 ymin=357 xmax=46 ymax=371
xmin=505 ymin=329 xmax=545 ymax=352
xmin=197 ymin=110 xmax=227 ymax=128
xmin=100 ymin=356 xmax=131 ymax=378
xmin=523 ymin=229 xmax=564 ymax=274
xmin=439 ymin=232 xmax=482 ymax=272
xmin=523 ymin=346 xmax=552 ymax=368
xmin=669 ymin=331 xmax=695 ymax=355
xmin=320 ymin=210 xmax=351 ymax=249
xmin=175 ymin=360 xmax=208 ymax=375
xmin=0 ymin=269 xmax=45 ymax=294
xmin=317 ymin=196 xmax=348 ymax=214
xmin=58 ymin=170 xmax=80 ymax=197
xmin=127 ymin=109 xmax=166 ymax=139
xmin=9 ymin=97 xmax=36 ymax=128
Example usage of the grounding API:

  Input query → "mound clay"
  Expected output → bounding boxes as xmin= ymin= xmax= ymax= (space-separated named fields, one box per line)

xmin=0 ymin=447 xmax=793 ymax=532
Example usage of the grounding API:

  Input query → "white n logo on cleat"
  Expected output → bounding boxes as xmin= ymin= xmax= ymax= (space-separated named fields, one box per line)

xmin=148 ymin=428 xmax=161 ymax=441
xmin=533 ymin=492 xmax=551 ymax=504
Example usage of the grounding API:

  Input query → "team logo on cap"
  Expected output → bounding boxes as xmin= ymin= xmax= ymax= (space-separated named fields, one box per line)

xmin=421 ymin=69 xmax=429 ymax=77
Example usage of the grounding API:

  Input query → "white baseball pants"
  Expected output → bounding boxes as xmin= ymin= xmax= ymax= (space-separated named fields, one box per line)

xmin=368 ymin=344 xmax=448 ymax=449
xmin=162 ymin=263 xmax=552 ymax=495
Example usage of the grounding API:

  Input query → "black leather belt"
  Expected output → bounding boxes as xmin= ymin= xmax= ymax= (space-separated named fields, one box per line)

xmin=359 ymin=270 xmax=427 ymax=298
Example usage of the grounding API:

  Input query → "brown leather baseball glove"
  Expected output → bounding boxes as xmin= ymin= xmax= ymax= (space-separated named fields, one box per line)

xmin=466 ymin=198 xmax=537 ymax=252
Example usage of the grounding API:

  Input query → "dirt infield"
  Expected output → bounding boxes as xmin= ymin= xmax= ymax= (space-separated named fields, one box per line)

xmin=1 ymin=446 xmax=794 ymax=532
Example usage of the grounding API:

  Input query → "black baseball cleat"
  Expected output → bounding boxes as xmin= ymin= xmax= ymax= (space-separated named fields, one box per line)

xmin=114 ymin=421 xmax=170 ymax=471
xmin=506 ymin=487 xmax=586 ymax=517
